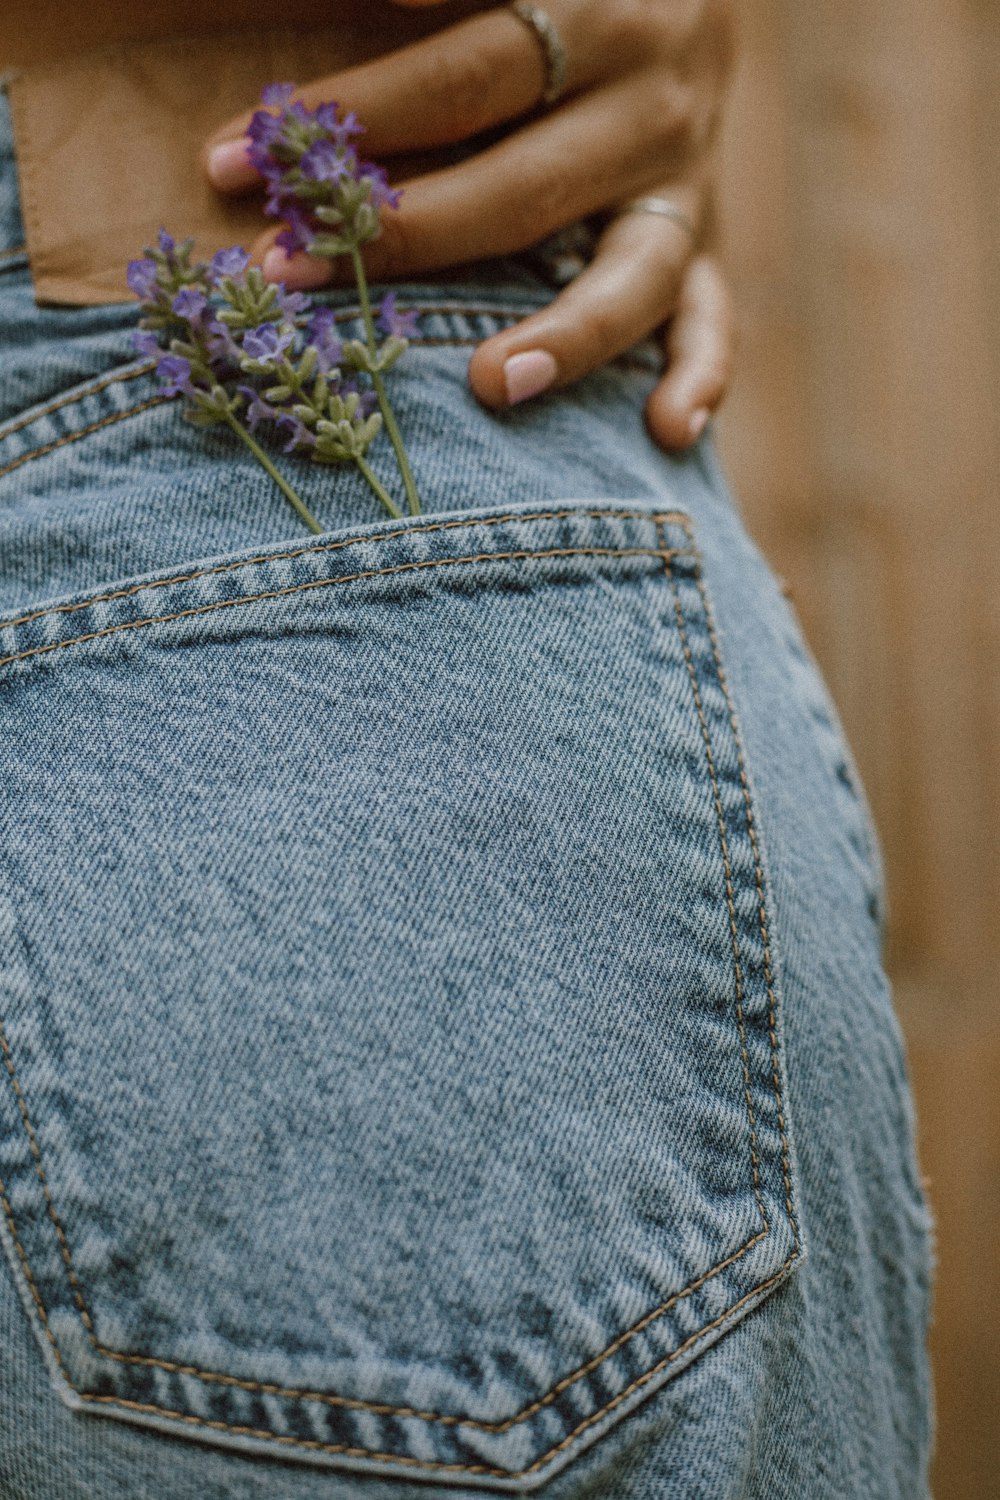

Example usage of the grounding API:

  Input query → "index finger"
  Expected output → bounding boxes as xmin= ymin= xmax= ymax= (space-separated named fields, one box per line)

xmin=205 ymin=7 xmax=564 ymax=194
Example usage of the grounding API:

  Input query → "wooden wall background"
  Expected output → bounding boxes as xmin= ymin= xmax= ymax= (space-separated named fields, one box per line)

xmin=715 ymin=2 xmax=1000 ymax=1494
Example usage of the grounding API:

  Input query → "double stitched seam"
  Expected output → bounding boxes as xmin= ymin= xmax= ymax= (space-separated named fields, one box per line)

xmin=0 ymin=307 xmax=531 ymax=451
xmin=0 ymin=363 xmax=154 ymax=444
xmin=0 ymin=396 xmax=171 ymax=482
xmin=692 ymin=571 xmax=799 ymax=1248
xmin=659 ymin=522 xmax=767 ymax=1234
xmin=0 ymin=507 xmax=689 ymax=637
xmin=0 ymin=549 xmax=693 ymax=673
xmin=0 ymin=325 xmax=652 ymax=480
xmin=0 ymin=520 xmax=799 ymax=1476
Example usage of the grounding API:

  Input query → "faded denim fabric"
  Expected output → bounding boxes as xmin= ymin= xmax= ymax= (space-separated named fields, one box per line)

xmin=0 ymin=92 xmax=932 ymax=1499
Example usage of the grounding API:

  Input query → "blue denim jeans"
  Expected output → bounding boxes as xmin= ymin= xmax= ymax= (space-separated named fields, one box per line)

xmin=0 ymin=93 xmax=932 ymax=1499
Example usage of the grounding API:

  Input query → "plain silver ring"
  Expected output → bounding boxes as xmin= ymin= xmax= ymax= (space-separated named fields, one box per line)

xmin=619 ymin=198 xmax=699 ymax=247
xmin=510 ymin=2 xmax=570 ymax=107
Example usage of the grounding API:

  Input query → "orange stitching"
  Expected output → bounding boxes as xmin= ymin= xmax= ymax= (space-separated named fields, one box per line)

xmin=0 ymin=363 xmax=154 ymax=445
xmin=658 ymin=526 xmax=766 ymax=1230
xmin=0 ymin=544 xmax=692 ymax=672
xmin=72 ymin=1257 xmax=796 ymax=1482
xmin=0 ymin=304 xmax=532 ymax=448
xmin=0 ymin=336 xmax=647 ymax=482
xmin=0 ymin=244 xmax=26 ymax=263
xmin=0 ymin=396 xmax=171 ymax=482
xmin=0 ymin=1024 xmax=95 ymax=1332
xmin=0 ymin=1173 xmax=76 ymax=1386
xmin=327 ymin=302 xmax=534 ymax=325
xmin=0 ymin=303 xmax=523 ymax=450
xmin=0 ymin=507 xmax=689 ymax=633
xmin=0 ymin=308 xmax=524 ymax=452
xmin=91 ymin=1219 xmax=769 ymax=1424
xmin=692 ymin=572 xmax=800 ymax=1249
xmin=0 ymin=522 xmax=799 ymax=1474
xmin=0 ymin=1140 xmax=794 ymax=1483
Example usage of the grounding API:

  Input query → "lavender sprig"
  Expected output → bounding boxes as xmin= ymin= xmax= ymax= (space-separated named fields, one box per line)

xmin=249 ymin=85 xmax=421 ymax=515
xmin=128 ymin=232 xmax=404 ymax=526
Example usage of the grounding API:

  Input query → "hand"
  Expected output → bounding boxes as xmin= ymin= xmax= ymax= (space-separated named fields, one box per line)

xmin=205 ymin=0 xmax=735 ymax=450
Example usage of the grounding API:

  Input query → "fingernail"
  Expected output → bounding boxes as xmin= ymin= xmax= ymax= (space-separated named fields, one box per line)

xmin=503 ymin=350 xmax=558 ymax=406
xmin=206 ymin=138 xmax=253 ymax=189
xmin=262 ymin=248 xmax=329 ymax=288
xmin=688 ymin=407 xmax=711 ymax=442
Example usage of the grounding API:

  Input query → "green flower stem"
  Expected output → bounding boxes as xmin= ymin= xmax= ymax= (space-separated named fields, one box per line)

xmin=351 ymin=247 xmax=422 ymax=516
xmin=221 ymin=409 xmax=323 ymax=535
xmin=356 ymin=457 xmax=403 ymax=518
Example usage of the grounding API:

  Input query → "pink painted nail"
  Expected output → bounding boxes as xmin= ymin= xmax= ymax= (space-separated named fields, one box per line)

xmin=262 ymin=248 xmax=330 ymax=289
xmin=206 ymin=138 xmax=254 ymax=190
xmin=688 ymin=407 xmax=711 ymax=442
xmin=503 ymin=350 xmax=558 ymax=405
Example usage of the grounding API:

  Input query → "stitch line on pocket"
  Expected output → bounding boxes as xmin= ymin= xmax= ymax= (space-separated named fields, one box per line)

xmin=0 ymin=362 xmax=154 ymax=444
xmin=0 ymin=519 xmax=799 ymax=1477
xmin=660 ymin=528 xmax=765 ymax=1231
xmin=0 ymin=395 xmax=171 ymax=482
xmin=0 ymin=333 xmax=653 ymax=480
xmin=693 ymin=570 xmax=799 ymax=1248
xmin=0 ymin=506 xmax=690 ymax=633
xmin=0 ymin=544 xmax=694 ymax=672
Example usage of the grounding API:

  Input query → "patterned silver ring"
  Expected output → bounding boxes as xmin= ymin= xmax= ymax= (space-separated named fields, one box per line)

xmin=510 ymin=2 xmax=569 ymax=107
xmin=619 ymin=198 xmax=699 ymax=247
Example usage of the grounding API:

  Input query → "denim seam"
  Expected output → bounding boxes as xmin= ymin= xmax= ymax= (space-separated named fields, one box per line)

xmin=0 ymin=519 xmax=800 ymax=1478
xmin=0 ymin=336 xmax=654 ymax=477
xmin=0 ymin=306 xmax=534 ymax=445
xmin=0 ymin=395 xmax=171 ymax=481
xmin=0 ymin=505 xmax=689 ymax=633
xmin=661 ymin=529 xmax=766 ymax=1230
xmin=0 ymin=243 xmax=26 ymax=262
xmin=0 ymin=362 xmax=154 ymax=443
xmin=693 ymin=570 xmax=799 ymax=1245
xmin=0 ymin=545 xmax=692 ymax=671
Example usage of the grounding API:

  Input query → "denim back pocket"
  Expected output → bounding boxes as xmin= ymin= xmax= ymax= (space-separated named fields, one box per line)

xmin=0 ymin=503 xmax=801 ymax=1489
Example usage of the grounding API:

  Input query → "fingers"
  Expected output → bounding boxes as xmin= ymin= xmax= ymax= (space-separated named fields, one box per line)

xmin=465 ymin=198 xmax=702 ymax=408
xmin=205 ymin=2 xmax=602 ymax=195
xmin=645 ymin=255 xmax=734 ymax=450
xmin=250 ymin=75 xmax=697 ymax=287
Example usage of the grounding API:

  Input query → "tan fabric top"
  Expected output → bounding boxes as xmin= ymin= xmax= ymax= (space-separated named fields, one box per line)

xmin=3 ymin=3 xmax=484 ymax=304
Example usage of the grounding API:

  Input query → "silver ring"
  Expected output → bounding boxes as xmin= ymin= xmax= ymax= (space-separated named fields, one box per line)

xmin=510 ymin=2 xmax=569 ymax=107
xmin=619 ymin=198 xmax=699 ymax=247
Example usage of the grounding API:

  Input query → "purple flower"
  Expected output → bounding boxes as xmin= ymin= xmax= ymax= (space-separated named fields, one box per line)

xmin=260 ymin=82 xmax=295 ymax=109
xmin=329 ymin=109 xmax=363 ymax=148
xmin=276 ymin=412 xmax=317 ymax=452
xmin=361 ymin=164 xmax=402 ymax=211
xmin=210 ymin=246 xmax=251 ymax=283
xmin=157 ymin=228 xmax=176 ymax=257
xmin=247 ymin=102 xmax=288 ymax=160
xmin=377 ymin=293 xmax=418 ymax=340
xmin=204 ymin=319 xmax=242 ymax=371
xmin=132 ymin=329 xmax=161 ymax=358
xmin=274 ymin=206 xmax=315 ymax=256
xmin=299 ymin=139 xmax=349 ymax=184
xmin=242 ymin=322 xmax=295 ymax=364
xmin=306 ymin=307 xmax=343 ymax=371
xmin=127 ymin=258 xmax=159 ymax=302
xmin=276 ymin=287 xmax=310 ymax=319
xmin=155 ymin=354 xmax=195 ymax=397
xmin=172 ymin=286 xmax=208 ymax=321
xmin=248 ymin=135 xmax=284 ymax=177
xmin=237 ymin=385 xmax=279 ymax=433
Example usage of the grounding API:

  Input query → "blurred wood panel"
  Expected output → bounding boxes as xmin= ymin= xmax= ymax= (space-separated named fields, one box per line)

xmin=715 ymin=2 xmax=1000 ymax=1495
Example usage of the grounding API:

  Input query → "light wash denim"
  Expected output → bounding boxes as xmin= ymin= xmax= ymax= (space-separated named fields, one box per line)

xmin=0 ymin=92 xmax=932 ymax=1499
